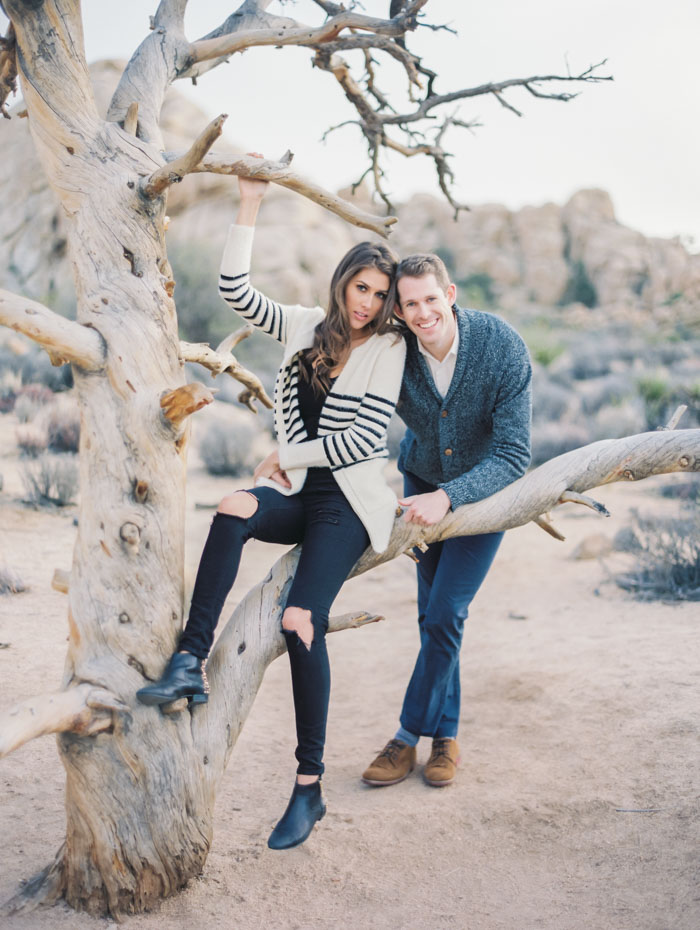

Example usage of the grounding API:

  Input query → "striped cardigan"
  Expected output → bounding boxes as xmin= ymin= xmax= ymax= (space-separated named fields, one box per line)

xmin=218 ymin=224 xmax=406 ymax=553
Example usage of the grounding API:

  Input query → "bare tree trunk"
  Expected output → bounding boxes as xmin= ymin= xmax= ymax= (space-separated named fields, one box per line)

xmin=0 ymin=0 xmax=218 ymax=914
xmin=0 ymin=0 xmax=681 ymax=919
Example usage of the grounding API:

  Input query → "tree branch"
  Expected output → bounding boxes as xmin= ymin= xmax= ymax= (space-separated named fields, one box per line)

xmin=141 ymin=114 xmax=227 ymax=198
xmin=3 ymin=0 xmax=99 ymax=135
xmin=183 ymin=151 xmax=398 ymax=237
xmin=193 ymin=427 xmax=700 ymax=779
xmin=0 ymin=684 xmax=128 ymax=759
xmin=0 ymin=289 xmax=105 ymax=370
xmin=180 ymin=328 xmax=273 ymax=413
xmin=190 ymin=4 xmax=427 ymax=63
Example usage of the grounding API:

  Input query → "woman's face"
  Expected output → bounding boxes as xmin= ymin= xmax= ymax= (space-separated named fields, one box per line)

xmin=343 ymin=266 xmax=391 ymax=332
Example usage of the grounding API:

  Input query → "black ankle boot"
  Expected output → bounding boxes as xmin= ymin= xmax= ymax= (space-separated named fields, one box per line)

xmin=267 ymin=780 xmax=326 ymax=850
xmin=136 ymin=652 xmax=209 ymax=706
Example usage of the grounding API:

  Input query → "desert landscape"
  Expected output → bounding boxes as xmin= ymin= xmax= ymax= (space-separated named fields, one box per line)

xmin=1 ymin=402 xmax=699 ymax=930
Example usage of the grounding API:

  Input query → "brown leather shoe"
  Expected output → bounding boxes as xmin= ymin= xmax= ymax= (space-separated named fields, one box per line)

xmin=423 ymin=737 xmax=460 ymax=787
xmin=362 ymin=739 xmax=417 ymax=786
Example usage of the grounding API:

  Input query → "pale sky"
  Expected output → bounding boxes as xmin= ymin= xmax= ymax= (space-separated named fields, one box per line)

xmin=4 ymin=1 xmax=700 ymax=247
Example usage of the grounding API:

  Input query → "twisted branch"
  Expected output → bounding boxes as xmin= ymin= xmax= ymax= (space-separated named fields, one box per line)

xmin=181 ymin=151 xmax=398 ymax=237
xmin=180 ymin=328 xmax=273 ymax=413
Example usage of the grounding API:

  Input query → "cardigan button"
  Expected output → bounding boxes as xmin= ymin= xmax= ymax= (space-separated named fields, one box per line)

xmin=444 ymin=448 xmax=453 ymax=456
xmin=441 ymin=410 xmax=448 ymax=418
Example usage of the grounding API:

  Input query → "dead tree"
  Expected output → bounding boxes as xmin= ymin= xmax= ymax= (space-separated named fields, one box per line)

xmin=0 ymin=0 xmax=694 ymax=919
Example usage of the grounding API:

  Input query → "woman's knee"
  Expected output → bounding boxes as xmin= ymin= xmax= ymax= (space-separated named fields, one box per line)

xmin=282 ymin=606 xmax=314 ymax=649
xmin=217 ymin=490 xmax=258 ymax=519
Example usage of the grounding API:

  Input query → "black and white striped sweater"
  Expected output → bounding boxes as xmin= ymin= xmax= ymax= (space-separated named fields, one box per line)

xmin=218 ymin=224 xmax=406 ymax=553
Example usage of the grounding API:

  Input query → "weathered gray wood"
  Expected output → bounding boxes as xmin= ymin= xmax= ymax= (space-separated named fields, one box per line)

xmin=0 ymin=289 xmax=104 ymax=369
xmin=0 ymin=0 xmax=683 ymax=920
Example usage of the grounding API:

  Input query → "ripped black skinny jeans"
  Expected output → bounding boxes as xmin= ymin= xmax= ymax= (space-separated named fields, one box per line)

xmin=178 ymin=468 xmax=370 ymax=776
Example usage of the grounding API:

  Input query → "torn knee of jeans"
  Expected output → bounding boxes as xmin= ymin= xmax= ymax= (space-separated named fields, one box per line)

xmin=217 ymin=490 xmax=258 ymax=519
xmin=282 ymin=607 xmax=314 ymax=650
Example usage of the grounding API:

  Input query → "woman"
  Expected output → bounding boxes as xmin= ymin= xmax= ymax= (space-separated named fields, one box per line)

xmin=137 ymin=169 xmax=406 ymax=851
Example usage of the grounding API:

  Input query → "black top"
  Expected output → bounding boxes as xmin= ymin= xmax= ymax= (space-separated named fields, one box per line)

xmin=297 ymin=354 xmax=338 ymax=492
xmin=297 ymin=354 xmax=336 ymax=440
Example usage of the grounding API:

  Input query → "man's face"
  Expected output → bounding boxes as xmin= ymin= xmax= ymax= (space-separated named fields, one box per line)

xmin=395 ymin=273 xmax=457 ymax=361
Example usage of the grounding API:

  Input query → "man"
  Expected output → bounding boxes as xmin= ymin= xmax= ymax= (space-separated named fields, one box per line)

xmin=362 ymin=253 xmax=532 ymax=788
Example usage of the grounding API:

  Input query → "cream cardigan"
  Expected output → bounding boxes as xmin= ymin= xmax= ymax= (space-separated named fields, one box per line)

xmin=218 ymin=224 xmax=406 ymax=553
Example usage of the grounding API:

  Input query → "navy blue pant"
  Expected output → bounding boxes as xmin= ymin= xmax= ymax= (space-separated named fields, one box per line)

xmin=399 ymin=471 xmax=504 ymax=739
xmin=179 ymin=470 xmax=369 ymax=776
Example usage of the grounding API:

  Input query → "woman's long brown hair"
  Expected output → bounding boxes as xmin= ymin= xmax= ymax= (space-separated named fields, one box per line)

xmin=301 ymin=241 xmax=399 ymax=394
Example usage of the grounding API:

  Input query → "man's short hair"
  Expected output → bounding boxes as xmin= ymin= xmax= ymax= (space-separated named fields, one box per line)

xmin=395 ymin=253 xmax=451 ymax=296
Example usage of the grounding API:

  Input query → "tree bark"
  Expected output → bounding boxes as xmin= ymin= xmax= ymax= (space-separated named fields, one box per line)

xmin=0 ymin=0 xmax=690 ymax=920
xmin=3 ymin=0 xmax=218 ymax=915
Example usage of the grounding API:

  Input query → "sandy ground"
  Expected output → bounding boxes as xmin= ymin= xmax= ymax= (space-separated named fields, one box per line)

xmin=0 ymin=407 xmax=699 ymax=930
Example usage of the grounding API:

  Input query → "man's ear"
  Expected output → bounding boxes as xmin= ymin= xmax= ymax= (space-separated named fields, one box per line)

xmin=393 ymin=302 xmax=405 ymax=320
xmin=446 ymin=282 xmax=457 ymax=305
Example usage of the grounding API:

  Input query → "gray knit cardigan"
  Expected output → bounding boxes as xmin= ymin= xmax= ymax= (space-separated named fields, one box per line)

xmin=397 ymin=307 xmax=532 ymax=508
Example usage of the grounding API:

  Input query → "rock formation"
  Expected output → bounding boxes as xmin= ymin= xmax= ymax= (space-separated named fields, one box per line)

xmin=2 ymin=62 xmax=699 ymax=327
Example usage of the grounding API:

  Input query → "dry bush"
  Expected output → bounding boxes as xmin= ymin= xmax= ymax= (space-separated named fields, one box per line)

xmin=199 ymin=421 xmax=260 ymax=477
xmin=530 ymin=422 xmax=590 ymax=468
xmin=15 ymin=423 xmax=49 ymax=458
xmin=0 ymin=564 xmax=28 ymax=595
xmin=615 ymin=505 xmax=700 ymax=602
xmin=46 ymin=399 xmax=81 ymax=452
xmin=20 ymin=453 xmax=79 ymax=507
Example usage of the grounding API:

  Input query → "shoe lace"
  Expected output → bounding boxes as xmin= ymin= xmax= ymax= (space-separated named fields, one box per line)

xmin=429 ymin=738 xmax=452 ymax=763
xmin=378 ymin=739 xmax=405 ymax=763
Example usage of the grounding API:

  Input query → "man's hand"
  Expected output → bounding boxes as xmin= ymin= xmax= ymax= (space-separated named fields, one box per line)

xmin=254 ymin=448 xmax=291 ymax=489
xmin=399 ymin=489 xmax=451 ymax=526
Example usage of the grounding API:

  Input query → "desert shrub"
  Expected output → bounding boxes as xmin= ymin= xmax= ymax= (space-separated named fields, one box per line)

xmin=590 ymin=399 xmax=647 ymax=441
xmin=569 ymin=342 xmax=616 ymax=380
xmin=46 ymin=401 xmax=80 ymax=452
xmin=531 ymin=373 xmax=575 ymax=423
xmin=0 ymin=564 xmax=27 ymax=595
xmin=530 ymin=422 xmax=590 ymax=467
xmin=559 ymin=260 xmax=597 ymax=308
xmin=657 ymin=477 xmax=700 ymax=501
xmin=635 ymin=376 xmax=700 ymax=430
xmin=13 ymin=394 xmax=42 ymax=423
xmin=577 ymin=373 xmax=635 ymax=416
xmin=612 ymin=525 xmax=642 ymax=554
xmin=16 ymin=423 xmax=49 ymax=458
xmin=199 ymin=421 xmax=259 ymax=477
xmin=170 ymin=242 xmax=234 ymax=347
xmin=21 ymin=453 xmax=79 ymax=506
xmin=18 ymin=350 xmax=73 ymax=392
xmin=615 ymin=506 xmax=700 ymax=601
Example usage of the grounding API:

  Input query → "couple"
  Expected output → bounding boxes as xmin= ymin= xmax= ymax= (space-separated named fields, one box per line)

xmin=137 ymin=173 xmax=532 ymax=850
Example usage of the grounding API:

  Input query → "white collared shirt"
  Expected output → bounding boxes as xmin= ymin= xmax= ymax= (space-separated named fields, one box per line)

xmin=417 ymin=325 xmax=460 ymax=398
